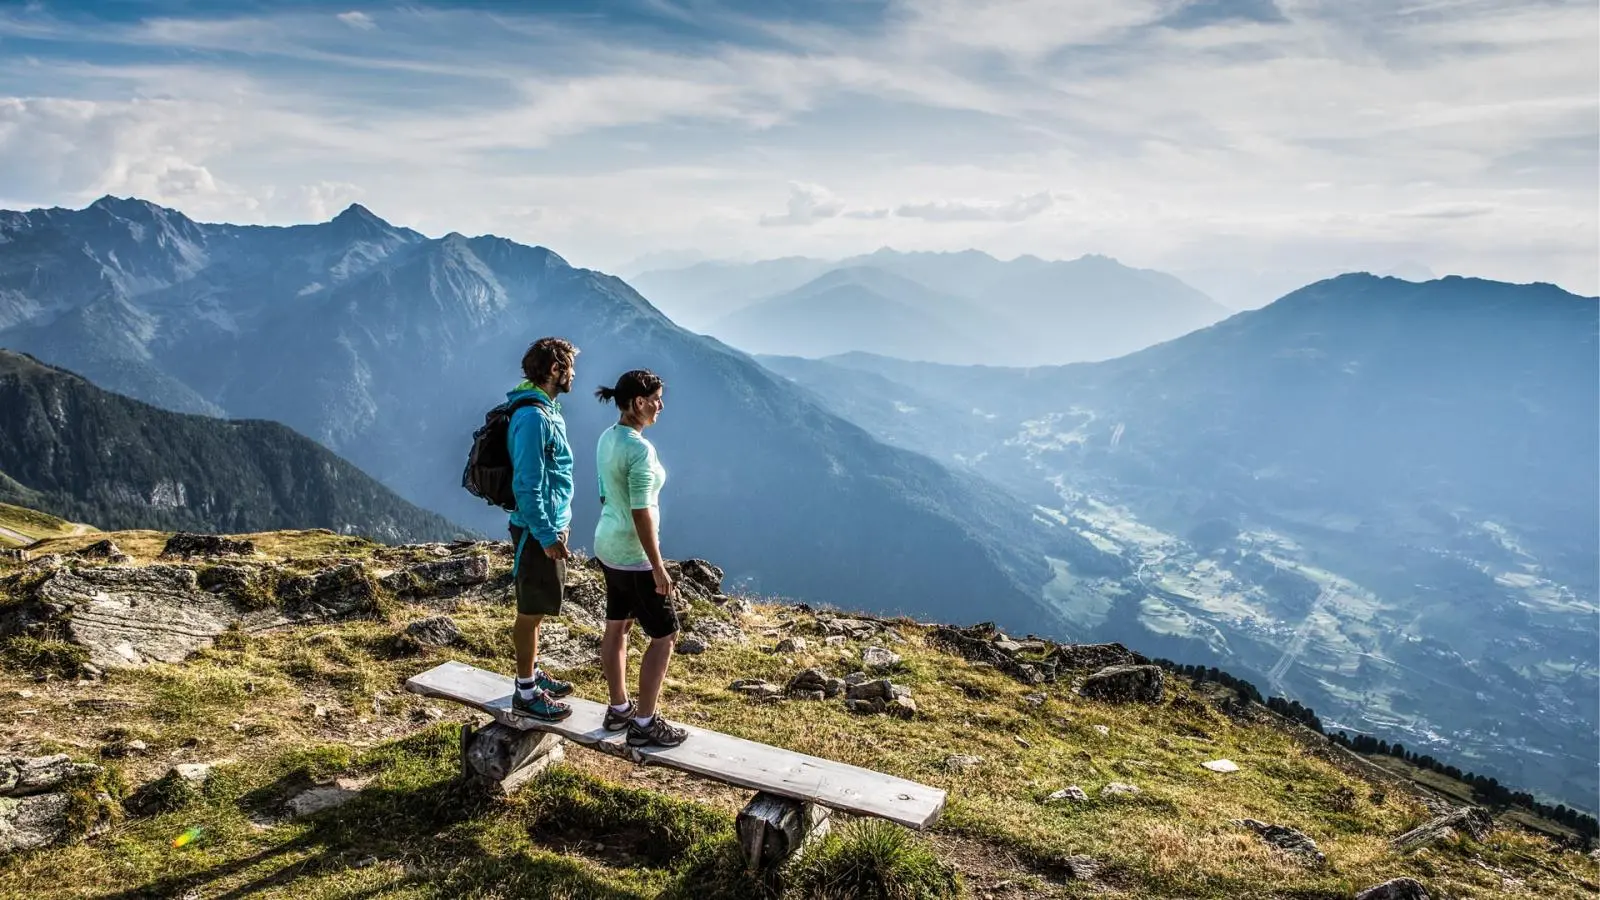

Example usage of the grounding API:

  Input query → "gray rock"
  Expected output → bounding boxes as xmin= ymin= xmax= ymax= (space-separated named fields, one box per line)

xmin=1046 ymin=786 xmax=1090 ymax=803
xmin=943 ymin=754 xmax=983 ymax=772
xmin=284 ymin=777 xmax=368 ymax=818
xmin=159 ymin=533 xmax=257 ymax=559
xmin=380 ymin=555 xmax=489 ymax=596
xmin=0 ymin=792 xmax=73 ymax=852
xmin=675 ymin=635 xmax=709 ymax=655
xmin=1023 ymin=693 xmax=1046 ymax=706
xmin=1078 ymin=664 xmax=1166 ymax=704
xmin=1238 ymin=818 xmax=1325 ymax=865
xmin=823 ymin=635 xmax=846 ymax=647
xmin=886 ymin=696 xmax=917 ymax=718
xmin=404 ymin=615 xmax=463 ymax=647
xmin=1391 ymin=807 xmax=1494 ymax=852
xmin=843 ymin=671 xmax=870 ymax=686
xmin=788 ymin=668 xmax=829 ymax=692
xmin=791 ymin=690 xmax=826 ymax=702
xmin=823 ymin=677 xmax=846 ymax=698
xmin=1049 ymin=642 xmax=1138 ymax=672
xmin=1016 ymin=640 xmax=1049 ymax=654
xmin=819 ymin=616 xmax=879 ymax=639
xmin=993 ymin=639 xmax=1023 ymax=654
xmin=71 ymin=540 xmax=128 ymax=564
xmin=861 ymin=646 xmax=902 ymax=671
xmin=775 ymin=636 xmax=807 ymax=654
xmin=1355 ymin=878 xmax=1430 ymax=900
xmin=0 ymin=755 xmax=98 ymax=797
xmin=845 ymin=698 xmax=886 ymax=715
xmin=275 ymin=564 xmax=379 ymax=618
xmin=1100 ymin=782 xmax=1141 ymax=798
xmin=846 ymin=678 xmax=907 ymax=702
xmin=729 ymin=679 xmax=783 ymax=700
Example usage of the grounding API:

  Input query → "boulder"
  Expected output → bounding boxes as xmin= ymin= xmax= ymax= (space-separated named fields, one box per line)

xmin=861 ymin=647 xmax=901 ymax=671
xmin=0 ymin=793 xmax=74 ymax=853
xmin=275 ymin=564 xmax=379 ymax=618
xmin=676 ymin=635 xmax=709 ymax=655
xmin=845 ymin=678 xmax=908 ymax=702
xmin=1355 ymin=878 xmax=1430 ymax=900
xmin=1078 ymin=665 xmax=1165 ymax=704
xmin=775 ymin=636 xmax=807 ymax=654
xmin=846 ymin=699 xmax=886 ymax=715
xmin=886 ymin=697 xmax=917 ymax=719
xmin=379 ymin=555 xmax=489 ymax=597
xmin=403 ymin=616 xmax=463 ymax=648
xmin=1046 ymin=786 xmax=1090 ymax=804
xmin=928 ymin=623 xmax=1055 ymax=684
xmin=129 ymin=763 xmax=215 ymax=814
xmin=730 ymin=679 xmax=783 ymax=700
xmin=71 ymin=540 xmax=128 ymax=564
xmin=159 ymin=533 xmax=256 ymax=559
xmin=787 ymin=668 xmax=829 ymax=695
xmin=1048 ymin=642 xmax=1138 ymax=672
xmin=1391 ymin=807 xmax=1494 ymax=852
xmin=1100 ymin=782 xmax=1141 ymax=798
xmin=1238 ymin=818 xmax=1325 ymax=865
xmin=0 ymin=755 xmax=98 ymax=797
xmin=823 ymin=677 xmax=846 ymax=698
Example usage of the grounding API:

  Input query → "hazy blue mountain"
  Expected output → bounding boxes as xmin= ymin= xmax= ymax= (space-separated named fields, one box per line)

xmin=0 ymin=349 xmax=466 ymax=543
xmin=625 ymin=255 xmax=834 ymax=330
xmin=0 ymin=198 xmax=1064 ymax=630
xmin=709 ymin=267 xmax=1003 ymax=363
xmin=637 ymin=248 xmax=1231 ymax=365
xmin=763 ymin=274 xmax=1600 ymax=806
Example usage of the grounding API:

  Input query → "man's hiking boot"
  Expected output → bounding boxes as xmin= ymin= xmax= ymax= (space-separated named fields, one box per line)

xmin=511 ymin=688 xmax=571 ymax=722
xmin=534 ymin=670 xmax=574 ymax=699
xmin=603 ymin=699 xmax=637 ymax=731
xmin=626 ymin=714 xmax=688 ymax=748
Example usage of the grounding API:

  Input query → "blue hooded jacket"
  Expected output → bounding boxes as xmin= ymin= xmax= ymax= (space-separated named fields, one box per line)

xmin=506 ymin=382 xmax=573 ymax=553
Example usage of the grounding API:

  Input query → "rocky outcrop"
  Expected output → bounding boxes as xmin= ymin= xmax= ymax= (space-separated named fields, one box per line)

xmin=927 ymin=622 xmax=1049 ymax=685
xmin=70 ymin=540 xmax=128 ymax=564
xmin=1391 ymin=807 xmax=1494 ymax=853
xmin=159 ymin=533 xmax=256 ymax=559
xmin=1078 ymin=665 xmax=1165 ymax=704
xmin=403 ymin=616 xmax=463 ymax=648
xmin=0 ymin=754 xmax=105 ymax=854
xmin=379 ymin=555 xmax=489 ymax=597
xmin=1048 ymin=642 xmax=1138 ymax=672
xmin=1237 ymin=818 xmax=1324 ymax=865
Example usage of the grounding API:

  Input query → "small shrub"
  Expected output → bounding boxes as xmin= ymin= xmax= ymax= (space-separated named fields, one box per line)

xmin=787 ymin=819 xmax=961 ymax=900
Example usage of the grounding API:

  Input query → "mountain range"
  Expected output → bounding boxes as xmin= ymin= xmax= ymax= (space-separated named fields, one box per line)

xmin=630 ymin=248 xmax=1234 ymax=365
xmin=760 ymin=273 xmax=1600 ymax=805
xmin=0 ymin=196 xmax=1061 ymax=631
xmin=0 ymin=349 xmax=463 ymax=543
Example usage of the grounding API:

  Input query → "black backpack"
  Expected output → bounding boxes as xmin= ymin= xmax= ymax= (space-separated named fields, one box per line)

xmin=462 ymin=395 xmax=548 ymax=510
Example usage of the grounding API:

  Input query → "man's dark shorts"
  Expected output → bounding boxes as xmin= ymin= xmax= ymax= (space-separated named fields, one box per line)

xmin=509 ymin=524 xmax=564 ymax=616
xmin=600 ymin=563 xmax=679 ymax=639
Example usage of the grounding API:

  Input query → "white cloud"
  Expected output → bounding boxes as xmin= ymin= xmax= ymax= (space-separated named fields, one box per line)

xmin=337 ymin=11 xmax=376 ymax=31
xmin=0 ymin=0 xmax=1592 ymax=300
xmin=896 ymin=191 xmax=1055 ymax=222
xmin=759 ymin=183 xmax=845 ymax=227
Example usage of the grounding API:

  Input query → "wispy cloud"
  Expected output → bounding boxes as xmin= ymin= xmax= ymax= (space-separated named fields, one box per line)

xmin=0 ymin=0 xmax=1592 ymax=303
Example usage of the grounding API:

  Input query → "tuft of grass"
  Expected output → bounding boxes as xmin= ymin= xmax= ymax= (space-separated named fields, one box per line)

xmin=522 ymin=766 xmax=732 ymax=868
xmin=0 ymin=636 xmax=89 ymax=678
xmin=786 ymin=819 xmax=962 ymax=900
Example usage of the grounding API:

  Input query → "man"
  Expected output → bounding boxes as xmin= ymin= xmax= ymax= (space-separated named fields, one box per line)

xmin=506 ymin=336 xmax=579 ymax=721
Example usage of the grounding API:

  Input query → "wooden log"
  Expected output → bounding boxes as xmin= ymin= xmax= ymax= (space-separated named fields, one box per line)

xmin=462 ymin=722 xmax=565 ymax=794
xmin=737 ymin=791 xmax=831 ymax=871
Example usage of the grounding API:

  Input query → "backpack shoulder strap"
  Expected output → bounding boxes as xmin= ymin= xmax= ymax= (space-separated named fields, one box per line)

xmin=505 ymin=395 xmax=549 ymax=417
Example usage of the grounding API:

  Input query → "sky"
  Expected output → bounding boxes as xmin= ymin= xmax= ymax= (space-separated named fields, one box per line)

xmin=0 ymin=0 xmax=1595 ymax=307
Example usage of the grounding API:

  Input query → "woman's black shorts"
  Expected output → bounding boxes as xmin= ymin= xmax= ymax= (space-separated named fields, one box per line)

xmin=600 ymin=563 xmax=680 ymax=639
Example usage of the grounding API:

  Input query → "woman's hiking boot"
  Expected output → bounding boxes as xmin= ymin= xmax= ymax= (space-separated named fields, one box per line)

xmin=511 ymin=688 xmax=571 ymax=722
xmin=534 ymin=669 xmax=574 ymax=699
xmin=626 ymin=714 xmax=688 ymax=748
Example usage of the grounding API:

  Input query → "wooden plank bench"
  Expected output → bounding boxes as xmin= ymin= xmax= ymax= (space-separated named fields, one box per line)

xmin=405 ymin=660 xmax=947 ymax=870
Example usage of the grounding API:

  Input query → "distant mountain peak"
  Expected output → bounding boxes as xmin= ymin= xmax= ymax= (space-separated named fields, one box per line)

xmin=88 ymin=195 xmax=161 ymax=218
xmin=329 ymin=203 xmax=394 ymax=235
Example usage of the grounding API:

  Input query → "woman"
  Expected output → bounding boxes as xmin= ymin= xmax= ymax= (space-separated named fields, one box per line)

xmin=593 ymin=369 xmax=687 ymax=748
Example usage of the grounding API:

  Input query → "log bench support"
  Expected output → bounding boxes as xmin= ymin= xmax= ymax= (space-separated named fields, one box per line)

xmin=737 ymin=791 xmax=832 ymax=872
xmin=459 ymin=721 xmax=566 ymax=795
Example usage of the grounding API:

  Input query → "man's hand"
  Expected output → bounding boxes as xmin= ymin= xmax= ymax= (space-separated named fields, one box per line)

xmin=652 ymin=565 xmax=675 ymax=597
xmin=544 ymin=539 xmax=570 ymax=561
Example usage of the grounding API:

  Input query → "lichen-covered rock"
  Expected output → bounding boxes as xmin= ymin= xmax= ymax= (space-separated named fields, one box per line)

xmin=1100 ymin=782 xmax=1141 ymax=798
xmin=0 ymin=792 xmax=73 ymax=853
xmin=1238 ymin=818 xmax=1325 ymax=865
xmin=1049 ymin=642 xmax=1138 ymax=672
xmin=1355 ymin=878 xmax=1430 ymax=900
xmin=1046 ymin=786 xmax=1090 ymax=804
xmin=404 ymin=616 xmax=463 ymax=648
xmin=1391 ymin=807 xmax=1494 ymax=852
xmin=775 ymin=636 xmax=807 ymax=654
xmin=275 ymin=564 xmax=378 ymax=617
xmin=1079 ymin=664 xmax=1166 ymax=704
xmin=861 ymin=646 xmax=901 ymax=671
xmin=159 ymin=533 xmax=256 ymax=559
xmin=70 ymin=540 xmax=128 ymax=564
xmin=676 ymin=635 xmax=709 ymax=655
xmin=379 ymin=555 xmax=489 ymax=597
xmin=0 ymin=755 xmax=98 ymax=797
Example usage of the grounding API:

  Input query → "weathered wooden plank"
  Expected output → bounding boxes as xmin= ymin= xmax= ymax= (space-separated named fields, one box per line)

xmin=465 ymin=724 xmax=565 ymax=794
xmin=405 ymin=660 xmax=946 ymax=830
xmin=738 ymin=791 xmax=831 ymax=871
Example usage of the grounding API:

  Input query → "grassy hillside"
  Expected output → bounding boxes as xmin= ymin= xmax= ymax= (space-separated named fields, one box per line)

xmin=0 ymin=499 xmax=89 ymax=548
xmin=0 ymin=529 xmax=1594 ymax=899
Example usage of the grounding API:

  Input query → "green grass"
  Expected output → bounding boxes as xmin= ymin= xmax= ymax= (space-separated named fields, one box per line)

xmin=0 ymin=500 xmax=81 ymax=547
xmin=787 ymin=819 xmax=961 ymax=900
xmin=0 ymin=530 xmax=1596 ymax=899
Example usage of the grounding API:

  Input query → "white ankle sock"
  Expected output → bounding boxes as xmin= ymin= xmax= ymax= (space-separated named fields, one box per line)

xmin=515 ymin=676 xmax=536 ymax=699
xmin=610 ymin=702 xmax=632 ymax=714
xmin=633 ymin=714 xmax=654 ymax=728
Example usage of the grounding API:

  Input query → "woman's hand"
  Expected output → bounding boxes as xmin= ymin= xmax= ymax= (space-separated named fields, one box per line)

xmin=652 ymin=564 xmax=675 ymax=597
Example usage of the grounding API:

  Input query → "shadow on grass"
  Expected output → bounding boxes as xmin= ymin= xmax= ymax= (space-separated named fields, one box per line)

xmin=92 ymin=726 xmax=766 ymax=900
